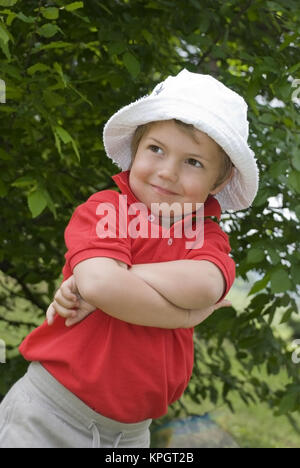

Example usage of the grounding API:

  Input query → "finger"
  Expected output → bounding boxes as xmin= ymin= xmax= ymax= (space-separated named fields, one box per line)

xmin=65 ymin=316 xmax=81 ymax=327
xmin=65 ymin=309 xmax=93 ymax=327
xmin=53 ymin=299 xmax=78 ymax=319
xmin=54 ymin=290 xmax=79 ymax=309
xmin=61 ymin=281 xmax=78 ymax=302
xmin=46 ymin=303 xmax=56 ymax=325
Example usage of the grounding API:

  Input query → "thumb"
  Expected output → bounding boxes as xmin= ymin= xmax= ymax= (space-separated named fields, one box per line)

xmin=214 ymin=299 xmax=232 ymax=310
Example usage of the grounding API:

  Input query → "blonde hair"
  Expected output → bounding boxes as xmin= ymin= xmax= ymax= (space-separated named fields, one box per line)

xmin=130 ymin=119 xmax=233 ymax=190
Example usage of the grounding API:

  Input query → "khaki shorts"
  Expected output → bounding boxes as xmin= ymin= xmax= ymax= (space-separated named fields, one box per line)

xmin=0 ymin=362 xmax=152 ymax=448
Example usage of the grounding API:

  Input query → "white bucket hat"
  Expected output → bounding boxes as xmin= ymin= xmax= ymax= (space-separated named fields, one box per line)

xmin=103 ymin=69 xmax=259 ymax=212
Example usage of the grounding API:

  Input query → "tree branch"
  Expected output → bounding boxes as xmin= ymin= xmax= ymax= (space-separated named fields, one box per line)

xmin=0 ymin=262 xmax=47 ymax=311
xmin=197 ymin=0 xmax=254 ymax=69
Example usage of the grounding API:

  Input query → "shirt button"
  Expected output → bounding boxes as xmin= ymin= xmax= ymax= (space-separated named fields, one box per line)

xmin=167 ymin=238 xmax=173 ymax=246
xmin=148 ymin=214 xmax=155 ymax=222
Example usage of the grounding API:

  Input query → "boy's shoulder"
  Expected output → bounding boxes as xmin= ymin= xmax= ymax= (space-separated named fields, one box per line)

xmin=203 ymin=217 xmax=231 ymax=245
xmin=85 ymin=188 xmax=122 ymax=205
xmin=70 ymin=189 xmax=123 ymax=218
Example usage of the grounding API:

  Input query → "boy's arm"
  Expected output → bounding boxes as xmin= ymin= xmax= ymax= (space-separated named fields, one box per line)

xmin=73 ymin=257 xmax=191 ymax=329
xmin=130 ymin=260 xmax=226 ymax=309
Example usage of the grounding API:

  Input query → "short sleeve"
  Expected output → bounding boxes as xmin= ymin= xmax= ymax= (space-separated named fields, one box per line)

xmin=184 ymin=220 xmax=235 ymax=302
xmin=64 ymin=190 xmax=132 ymax=272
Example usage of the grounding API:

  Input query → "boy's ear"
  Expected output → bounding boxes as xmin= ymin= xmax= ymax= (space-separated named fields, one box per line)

xmin=209 ymin=166 xmax=235 ymax=196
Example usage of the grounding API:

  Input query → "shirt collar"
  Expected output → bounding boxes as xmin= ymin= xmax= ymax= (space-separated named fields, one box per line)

xmin=111 ymin=170 xmax=221 ymax=220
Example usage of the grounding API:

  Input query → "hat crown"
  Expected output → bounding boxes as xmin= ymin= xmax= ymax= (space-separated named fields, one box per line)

xmin=151 ymin=69 xmax=249 ymax=140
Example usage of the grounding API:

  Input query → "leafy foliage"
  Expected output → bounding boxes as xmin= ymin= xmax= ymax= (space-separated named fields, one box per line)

xmin=0 ymin=0 xmax=299 ymax=420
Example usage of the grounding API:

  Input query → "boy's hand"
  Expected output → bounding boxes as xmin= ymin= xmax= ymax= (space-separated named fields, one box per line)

xmin=46 ymin=275 xmax=96 ymax=327
xmin=184 ymin=299 xmax=232 ymax=329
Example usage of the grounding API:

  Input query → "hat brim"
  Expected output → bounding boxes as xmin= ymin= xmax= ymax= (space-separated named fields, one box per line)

xmin=103 ymin=96 xmax=259 ymax=211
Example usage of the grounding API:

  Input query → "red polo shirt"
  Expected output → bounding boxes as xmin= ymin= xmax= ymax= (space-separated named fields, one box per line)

xmin=20 ymin=171 xmax=235 ymax=423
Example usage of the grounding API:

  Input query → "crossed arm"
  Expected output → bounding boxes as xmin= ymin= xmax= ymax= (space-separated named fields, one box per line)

xmin=49 ymin=257 xmax=229 ymax=329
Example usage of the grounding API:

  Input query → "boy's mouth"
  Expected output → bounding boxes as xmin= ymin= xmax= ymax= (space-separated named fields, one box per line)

xmin=151 ymin=184 xmax=178 ymax=195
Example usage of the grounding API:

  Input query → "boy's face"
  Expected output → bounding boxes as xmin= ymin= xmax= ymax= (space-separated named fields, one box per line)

xmin=129 ymin=120 xmax=232 ymax=220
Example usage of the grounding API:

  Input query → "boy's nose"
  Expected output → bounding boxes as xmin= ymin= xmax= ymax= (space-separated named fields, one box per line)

xmin=157 ymin=161 xmax=179 ymax=184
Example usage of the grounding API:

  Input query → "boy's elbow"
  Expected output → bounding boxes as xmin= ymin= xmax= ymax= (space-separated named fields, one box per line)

xmin=205 ymin=270 xmax=226 ymax=305
xmin=77 ymin=277 xmax=109 ymax=308
xmin=73 ymin=257 xmax=121 ymax=306
xmin=190 ymin=272 xmax=226 ymax=309
xmin=77 ymin=280 xmax=96 ymax=304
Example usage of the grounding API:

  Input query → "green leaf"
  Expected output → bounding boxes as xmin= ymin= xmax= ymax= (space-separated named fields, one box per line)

xmin=71 ymin=140 xmax=80 ymax=161
xmin=16 ymin=12 xmax=35 ymax=23
xmin=277 ymin=392 xmax=299 ymax=415
xmin=248 ymin=274 xmax=270 ymax=295
xmin=247 ymin=7 xmax=259 ymax=21
xmin=107 ymin=42 xmax=127 ymax=56
xmin=0 ymin=64 xmax=22 ymax=80
xmin=37 ymin=24 xmax=61 ymax=39
xmin=0 ymin=0 xmax=18 ymax=5
xmin=291 ymin=149 xmax=300 ymax=171
xmin=288 ymin=62 xmax=300 ymax=74
xmin=260 ymin=113 xmax=277 ymax=125
xmin=55 ymin=126 xmax=72 ymax=144
xmin=291 ymin=264 xmax=300 ymax=284
xmin=239 ymin=335 xmax=262 ymax=349
xmin=53 ymin=62 xmax=68 ymax=86
xmin=0 ymin=148 xmax=11 ymax=160
xmin=0 ymin=40 xmax=10 ymax=60
xmin=32 ymin=41 xmax=73 ymax=53
xmin=0 ymin=179 xmax=7 ymax=197
xmin=53 ymin=129 xmax=62 ymax=157
xmin=249 ymin=293 xmax=270 ymax=310
xmin=54 ymin=126 xmax=80 ymax=161
xmin=252 ymin=187 xmax=273 ymax=207
xmin=41 ymin=188 xmax=57 ymax=219
xmin=267 ymin=248 xmax=280 ymax=265
xmin=27 ymin=63 xmax=51 ymax=75
xmin=246 ymin=248 xmax=265 ymax=264
xmin=287 ymin=170 xmax=300 ymax=194
xmin=122 ymin=52 xmax=140 ymax=78
xmin=27 ymin=189 xmax=48 ymax=218
xmin=42 ymin=7 xmax=59 ymax=20
xmin=270 ymin=269 xmax=292 ymax=294
xmin=280 ymin=308 xmax=293 ymax=324
xmin=0 ymin=24 xmax=10 ymax=44
xmin=141 ymin=29 xmax=153 ymax=44
xmin=279 ymin=32 xmax=298 ymax=52
xmin=269 ymin=160 xmax=288 ymax=179
xmin=95 ymin=2 xmax=112 ymax=15
xmin=267 ymin=356 xmax=280 ymax=375
xmin=67 ymin=83 xmax=93 ymax=108
xmin=65 ymin=2 xmax=84 ymax=11
xmin=11 ymin=176 xmax=36 ymax=188
xmin=0 ymin=104 xmax=15 ymax=113
xmin=43 ymin=89 xmax=66 ymax=108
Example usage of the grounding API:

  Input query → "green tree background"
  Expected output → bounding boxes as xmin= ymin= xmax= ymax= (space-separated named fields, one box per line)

xmin=0 ymin=0 xmax=300 ymax=438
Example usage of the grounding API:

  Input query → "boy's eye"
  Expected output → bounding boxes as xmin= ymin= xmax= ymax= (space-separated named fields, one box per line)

xmin=186 ymin=158 xmax=203 ymax=168
xmin=149 ymin=145 xmax=163 ymax=154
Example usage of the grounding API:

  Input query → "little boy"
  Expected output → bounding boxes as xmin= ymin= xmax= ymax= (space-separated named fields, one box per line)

xmin=0 ymin=70 xmax=258 ymax=448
